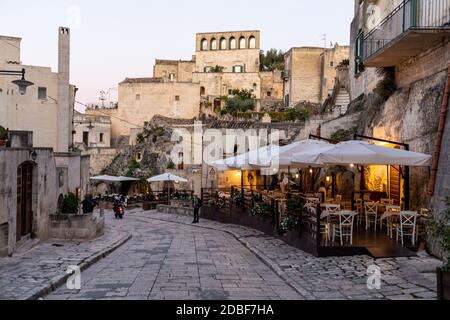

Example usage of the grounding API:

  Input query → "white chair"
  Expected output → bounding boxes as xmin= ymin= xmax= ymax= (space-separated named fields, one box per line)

xmin=333 ymin=211 xmax=357 ymax=246
xmin=384 ymin=205 xmax=401 ymax=237
xmin=396 ymin=211 xmax=417 ymax=246
xmin=365 ymin=202 xmax=378 ymax=231
xmin=324 ymin=204 xmax=341 ymax=241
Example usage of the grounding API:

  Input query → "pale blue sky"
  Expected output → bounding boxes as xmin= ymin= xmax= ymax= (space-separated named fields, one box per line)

xmin=0 ymin=0 xmax=354 ymax=105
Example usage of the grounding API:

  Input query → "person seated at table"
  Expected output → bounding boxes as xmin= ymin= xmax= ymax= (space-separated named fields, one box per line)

xmin=318 ymin=182 xmax=327 ymax=203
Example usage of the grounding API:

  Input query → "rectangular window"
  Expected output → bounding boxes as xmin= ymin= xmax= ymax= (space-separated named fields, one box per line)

xmin=175 ymin=95 xmax=180 ymax=101
xmin=38 ymin=87 xmax=47 ymax=100
xmin=136 ymin=94 xmax=141 ymax=101
xmin=355 ymin=31 xmax=364 ymax=75
xmin=99 ymin=133 xmax=104 ymax=143
xmin=83 ymin=132 xmax=89 ymax=146
xmin=267 ymin=91 xmax=272 ymax=97
xmin=169 ymin=73 xmax=176 ymax=81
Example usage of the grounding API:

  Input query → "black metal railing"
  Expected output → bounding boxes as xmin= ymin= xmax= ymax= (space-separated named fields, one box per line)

xmin=363 ymin=0 xmax=450 ymax=60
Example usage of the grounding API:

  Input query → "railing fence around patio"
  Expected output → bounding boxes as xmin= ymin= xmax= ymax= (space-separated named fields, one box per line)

xmin=201 ymin=187 xmax=322 ymax=256
xmin=363 ymin=0 xmax=450 ymax=60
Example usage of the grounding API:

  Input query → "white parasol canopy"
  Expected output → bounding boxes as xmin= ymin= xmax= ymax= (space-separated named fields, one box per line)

xmin=292 ymin=140 xmax=431 ymax=166
xmin=250 ymin=139 xmax=332 ymax=168
xmin=210 ymin=145 xmax=279 ymax=172
xmin=90 ymin=175 xmax=139 ymax=182
xmin=147 ymin=173 xmax=188 ymax=183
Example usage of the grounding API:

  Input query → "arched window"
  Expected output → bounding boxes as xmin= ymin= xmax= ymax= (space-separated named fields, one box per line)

xmin=200 ymin=86 xmax=206 ymax=96
xmin=210 ymin=38 xmax=217 ymax=50
xmin=200 ymin=38 xmax=208 ymax=51
xmin=220 ymin=37 xmax=227 ymax=50
xmin=229 ymin=37 xmax=236 ymax=50
xmin=249 ymin=36 xmax=256 ymax=49
xmin=239 ymin=37 xmax=246 ymax=49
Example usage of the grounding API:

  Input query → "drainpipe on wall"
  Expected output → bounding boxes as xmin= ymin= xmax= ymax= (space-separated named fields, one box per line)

xmin=428 ymin=63 xmax=450 ymax=196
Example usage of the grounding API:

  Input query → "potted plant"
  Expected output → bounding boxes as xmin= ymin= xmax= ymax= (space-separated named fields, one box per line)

xmin=428 ymin=197 xmax=450 ymax=300
xmin=0 ymin=126 xmax=8 ymax=148
xmin=281 ymin=215 xmax=300 ymax=232
xmin=143 ymin=192 xmax=156 ymax=211
xmin=61 ymin=192 xmax=79 ymax=214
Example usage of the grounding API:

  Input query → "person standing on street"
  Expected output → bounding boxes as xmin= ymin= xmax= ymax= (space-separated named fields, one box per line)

xmin=192 ymin=195 xmax=202 ymax=224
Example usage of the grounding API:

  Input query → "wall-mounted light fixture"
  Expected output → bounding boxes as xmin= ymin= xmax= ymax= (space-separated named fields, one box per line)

xmin=0 ymin=68 xmax=34 ymax=95
xmin=29 ymin=150 xmax=37 ymax=161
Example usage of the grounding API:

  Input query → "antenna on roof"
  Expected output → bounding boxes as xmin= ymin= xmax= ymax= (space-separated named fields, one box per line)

xmin=320 ymin=34 xmax=327 ymax=48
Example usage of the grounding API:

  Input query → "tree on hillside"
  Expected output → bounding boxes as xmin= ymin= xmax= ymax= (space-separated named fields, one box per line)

xmin=260 ymin=49 xmax=285 ymax=71
xmin=222 ymin=89 xmax=256 ymax=115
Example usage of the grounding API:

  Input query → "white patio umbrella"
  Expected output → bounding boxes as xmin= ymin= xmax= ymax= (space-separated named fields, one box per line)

xmin=250 ymin=139 xmax=332 ymax=168
xmin=147 ymin=173 xmax=188 ymax=205
xmin=210 ymin=145 xmax=279 ymax=172
xmin=292 ymin=140 xmax=431 ymax=166
xmin=90 ymin=175 xmax=139 ymax=182
xmin=147 ymin=173 xmax=188 ymax=183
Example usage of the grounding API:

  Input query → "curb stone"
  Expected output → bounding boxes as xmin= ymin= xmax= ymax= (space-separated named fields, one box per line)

xmin=134 ymin=213 xmax=307 ymax=299
xmin=24 ymin=233 xmax=132 ymax=300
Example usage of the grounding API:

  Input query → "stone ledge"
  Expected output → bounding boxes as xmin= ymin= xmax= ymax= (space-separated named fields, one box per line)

xmin=156 ymin=205 xmax=194 ymax=217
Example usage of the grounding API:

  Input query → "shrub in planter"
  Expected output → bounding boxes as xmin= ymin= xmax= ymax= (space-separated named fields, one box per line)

xmin=286 ymin=196 xmax=306 ymax=216
xmin=251 ymin=202 xmax=272 ymax=220
xmin=428 ymin=197 xmax=450 ymax=300
xmin=281 ymin=215 xmax=300 ymax=232
xmin=61 ymin=192 xmax=79 ymax=214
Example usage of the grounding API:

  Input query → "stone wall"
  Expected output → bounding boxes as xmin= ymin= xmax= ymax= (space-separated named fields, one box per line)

xmin=117 ymin=79 xmax=200 ymax=136
xmin=49 ymin=213 xmax=105 ymax=240
xmin=0 ymin=147 xmax=57 ymax=256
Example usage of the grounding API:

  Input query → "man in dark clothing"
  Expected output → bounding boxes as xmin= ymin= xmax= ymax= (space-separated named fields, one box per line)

xmin=81 ymin=195 xmax=96 ymax=214
xmin=192 ymin=195 xmax=202 ymax=224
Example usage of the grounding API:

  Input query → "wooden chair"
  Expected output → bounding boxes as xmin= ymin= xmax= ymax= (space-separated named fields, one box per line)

xmin=384 ymin=205 xmax=401 ymax=237
xmin=365 ymin=202 xmax=378 ymax=231
xmin=333 ymin=211 xmax=357 ymax=246
xmin=381 ymin=198 xmax=394 ymax=205
xmin=416 ymin=208 xmax=429 ymax=243
xmin=356 ymin=202 xmax=365 ymax=226
xmin=396 ymin=211 xmax=417 ymax=246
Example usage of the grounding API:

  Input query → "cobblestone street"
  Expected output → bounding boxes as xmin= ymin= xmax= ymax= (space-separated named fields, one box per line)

xmin=45 ymin=210 xmax=441 ymax=300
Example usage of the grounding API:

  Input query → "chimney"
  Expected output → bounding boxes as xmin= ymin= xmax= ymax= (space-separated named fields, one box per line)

xmin=57 ymin=27 xmax=71 ymax=153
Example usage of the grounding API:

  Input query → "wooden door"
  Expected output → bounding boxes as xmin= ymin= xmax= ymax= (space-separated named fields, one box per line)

xmin=390 ymin=165 xmax=401 ymax=205
xmin=16 ymin=162 xmax=33 ymax=241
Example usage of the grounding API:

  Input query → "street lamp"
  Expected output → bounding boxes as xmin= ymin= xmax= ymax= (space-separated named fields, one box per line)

xmin=0 ymin=68 xmax=34 ymax=95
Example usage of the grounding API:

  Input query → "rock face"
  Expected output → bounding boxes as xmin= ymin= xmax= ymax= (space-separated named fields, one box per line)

xmin=364 ymin=70 xmax=446 ymax=209
xmin=104 ymin=123 xmax=175 ymax=178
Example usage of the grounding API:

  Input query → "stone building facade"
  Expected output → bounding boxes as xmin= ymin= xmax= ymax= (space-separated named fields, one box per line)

xmin=0 ymin=28 xmax=91 ymax=206
xmin=344 ymin=0 xmax=450 ymax=215
xmin=97 ymin=30 xmax=284 ymax=141
xmin=283 ymin=45 xmax=350 ymax=107
xmin=73 ymin=111 xmax=117 ymax=175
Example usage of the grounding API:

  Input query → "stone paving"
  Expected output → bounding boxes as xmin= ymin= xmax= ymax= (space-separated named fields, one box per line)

xmin=46 ymin=212 xmax=302 ymax=300
xmin=0 ymin=219 xmax=131 ymax=300
xmin=1 ymin=208 xmax=441 ymax=300
xmin=122 ymin=210 xmax=442 ymax=300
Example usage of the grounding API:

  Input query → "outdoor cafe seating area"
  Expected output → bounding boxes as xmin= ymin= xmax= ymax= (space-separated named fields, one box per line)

xmin=205 ymin=138 xmax=433 ymax=258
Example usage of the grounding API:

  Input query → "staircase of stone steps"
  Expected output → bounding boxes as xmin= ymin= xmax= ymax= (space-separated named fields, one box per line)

xmin=334 ymin=90 xmax=351 ymax=116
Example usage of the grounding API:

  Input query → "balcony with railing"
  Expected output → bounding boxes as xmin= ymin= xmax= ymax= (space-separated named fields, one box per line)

xmin=363 ymin=0 xmax=450 ymax=67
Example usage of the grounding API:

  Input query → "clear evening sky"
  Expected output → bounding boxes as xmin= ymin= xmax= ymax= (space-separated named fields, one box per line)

xmin=0 ymin=0 xmax=354 ymax=108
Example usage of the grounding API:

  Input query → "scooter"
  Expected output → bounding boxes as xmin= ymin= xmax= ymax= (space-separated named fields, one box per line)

xmin=114 ymin=204 xmax=124 ymax=219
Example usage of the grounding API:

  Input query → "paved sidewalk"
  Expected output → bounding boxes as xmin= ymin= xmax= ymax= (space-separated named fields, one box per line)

xmin=0 ymin=217 xmax=131 ymax=300
xmin=138 ymin=210 xmax=441 ymax=300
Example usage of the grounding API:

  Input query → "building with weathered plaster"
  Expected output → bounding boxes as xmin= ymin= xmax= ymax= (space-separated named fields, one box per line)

xmin=0 ymin=28 xmax=90 ymax=209
xmin=95 ymin=30 xmax=285 ymax=141
xmin=283 ymin=44 xmax=350 ymax=107
xmin=73 ymin=111 xmax=117 ymax=175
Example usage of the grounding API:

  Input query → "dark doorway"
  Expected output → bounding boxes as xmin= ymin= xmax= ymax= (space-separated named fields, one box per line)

xmin=83 ymin=131 xmax=89 ymax=146
xmin=16 ymin=162 xmax=33 ymax=241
